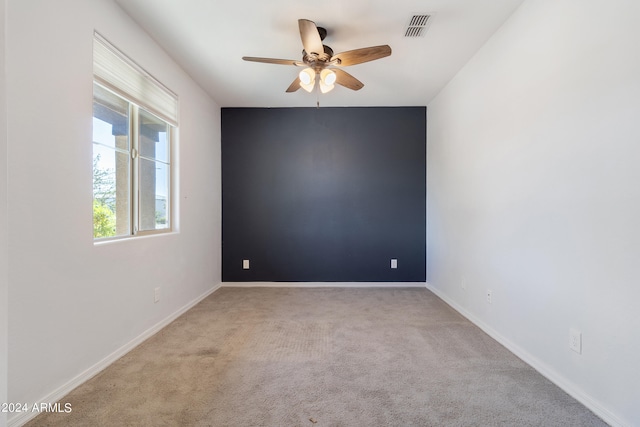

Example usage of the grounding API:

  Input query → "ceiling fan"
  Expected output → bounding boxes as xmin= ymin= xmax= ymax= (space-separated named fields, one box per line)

xmin=242 ymin=19 xmax=392 ymax=94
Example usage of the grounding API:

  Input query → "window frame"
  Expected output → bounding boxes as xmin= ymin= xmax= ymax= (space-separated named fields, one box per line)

xmin=131 ymin=101 xmax=175 ymax=236
xmin=92 ymin=33 xmax=178 ymax=242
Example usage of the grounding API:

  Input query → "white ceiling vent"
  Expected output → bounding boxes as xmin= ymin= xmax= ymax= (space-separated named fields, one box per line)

xmin=404 ymin=14 xmax=432 ymax=38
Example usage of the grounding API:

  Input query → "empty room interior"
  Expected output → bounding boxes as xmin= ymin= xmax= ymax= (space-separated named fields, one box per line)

xmin=1 ymin=0 xmax=639 ymax=426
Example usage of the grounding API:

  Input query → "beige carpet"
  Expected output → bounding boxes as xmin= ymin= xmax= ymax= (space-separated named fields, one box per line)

xmin=27 ymin=287 xmax=606 ymax=426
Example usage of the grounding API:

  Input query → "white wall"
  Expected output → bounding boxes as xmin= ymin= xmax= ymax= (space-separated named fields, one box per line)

xmin=427 ymin=0 xmax=640 ymax=425
xmin=6 ymin=0 xmax=221 ymax=424
xmin=1 ymin=0 xmax=8 ymax=426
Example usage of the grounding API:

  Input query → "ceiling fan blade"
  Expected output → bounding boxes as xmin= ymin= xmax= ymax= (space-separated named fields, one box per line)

xmin=298 ymin=19 xmax=324 ymax=55
xmin=331 ymin=45 xmax=392 ymax=66
xmin=242 ymin=57 xmax=304 ymax=66
xmin=333 ymin=69 xmax=364 ymax=91
xmin=286 ymin=77 xmax=301 ymax=93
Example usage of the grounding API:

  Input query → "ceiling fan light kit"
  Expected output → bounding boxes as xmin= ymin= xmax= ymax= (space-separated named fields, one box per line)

xmin=298 ymin=68 xmax=337 ymax=93
xmin=242 ymin=19 xmax=391 ymax=96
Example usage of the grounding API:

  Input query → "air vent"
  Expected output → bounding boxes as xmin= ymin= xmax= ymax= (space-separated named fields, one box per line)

xmin=404 ymin=14 xmax=431 ymax=37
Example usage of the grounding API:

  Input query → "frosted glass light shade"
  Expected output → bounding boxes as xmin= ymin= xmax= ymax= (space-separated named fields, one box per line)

xmin=319 ymin=81 xmax=334 ymax=93
xmin=299 ymin=68 xmax=315 ymax=85
xmin=321 ymin=69 xmax=337 ymax=86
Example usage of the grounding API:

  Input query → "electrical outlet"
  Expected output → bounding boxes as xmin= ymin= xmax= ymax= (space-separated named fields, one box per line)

xmin=242 ymin=259 xmax=250 ymax=269
xmin=569 ymin=328 xmax=582 ymax=354
xmin=391 ymin=259 xmax=398 ymax=269
xmin=486 ymin=289 xmax=492 ymax=304
xmin=154 ymin=287 xmax=160 ymax=303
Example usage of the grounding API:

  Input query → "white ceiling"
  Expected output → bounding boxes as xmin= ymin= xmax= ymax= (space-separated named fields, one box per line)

xmin=115 ymin=0 xmax=525 ymax=108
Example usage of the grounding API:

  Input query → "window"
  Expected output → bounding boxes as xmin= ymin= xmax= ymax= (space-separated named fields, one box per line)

xmin=92 ymin=33 xmax=177 ymax=240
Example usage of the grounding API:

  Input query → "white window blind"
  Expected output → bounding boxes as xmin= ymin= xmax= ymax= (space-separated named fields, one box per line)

xmin=93 ymin=32 xmax=178 ymax=127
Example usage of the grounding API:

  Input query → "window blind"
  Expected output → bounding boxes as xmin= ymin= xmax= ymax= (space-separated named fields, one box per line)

xmin=93 ymin=32 xmax=178 ymax=127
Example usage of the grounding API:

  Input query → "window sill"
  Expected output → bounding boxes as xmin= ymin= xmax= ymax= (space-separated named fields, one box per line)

xmin=93 ymin=230 xmax=178 ymax=246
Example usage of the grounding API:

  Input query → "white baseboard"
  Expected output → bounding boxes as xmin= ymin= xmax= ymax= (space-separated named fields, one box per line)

xmin=14 ymin=282 xmax=618 ymax=426
xmin=425 ymin=282 xmax=627 ymax=427
xmin=222 ymin=281 xmax=427 ymax=288
xmin=8 ymin=283 xmax=222 ymax=427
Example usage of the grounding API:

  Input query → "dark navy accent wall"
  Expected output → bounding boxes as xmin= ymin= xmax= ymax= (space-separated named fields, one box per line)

xmin=222 ymin=107 xmax=426 ymax=282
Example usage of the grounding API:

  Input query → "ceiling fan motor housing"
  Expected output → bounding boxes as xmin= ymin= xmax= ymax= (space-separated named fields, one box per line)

xmin=302 ymin=45 xmax=334 ymax=70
